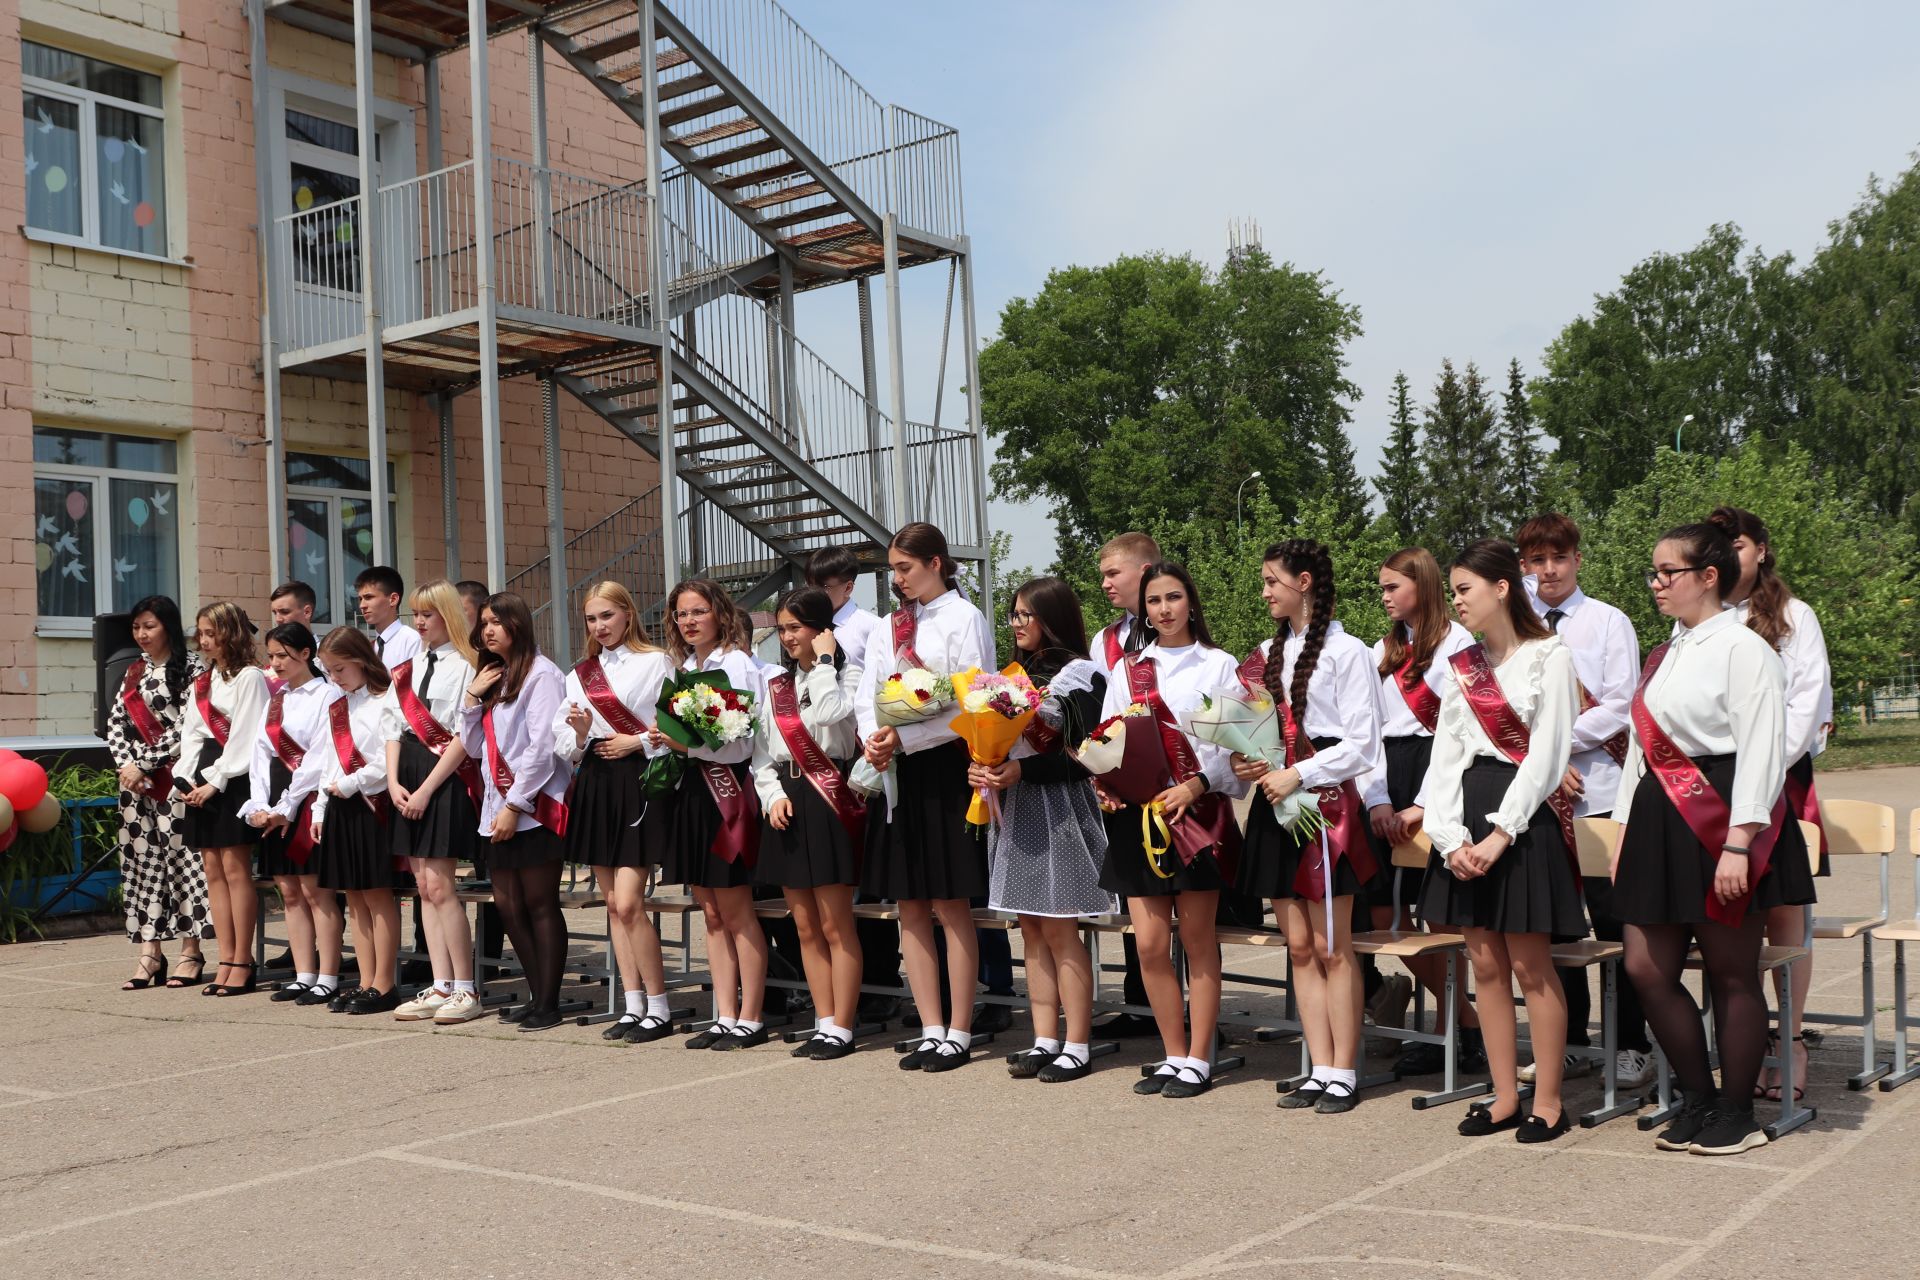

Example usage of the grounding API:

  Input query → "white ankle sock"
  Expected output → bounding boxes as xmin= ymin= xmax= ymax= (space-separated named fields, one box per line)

xmin=1310 ymin=1065 xmax=1335 ymax=1084
xmin=735 ymin=1019 xmax=763 ymax=1034
xmin=645 ymin=993 xmax=670 ymax=1020
xmin=451 ymin=979 xmax=475 ymax=995
xmin=717 ymin=1016 xmax=738 ymax=1031
xmin=817 ymin=1016 xmax=838 ymax=1036
xmin=945 ymin=1029 xmax=973 ymax=1050
xmin=823 ymin=1023 xmax=852 ymax=1044
xmin=314 ymin=974 xmax=338 ymax=993
xmin=1325 ymin=1067 xmax=1358 ymax=1089
xmin=1060 ymin=1040 xmax=1089 ymax=1063
xmin=624 ymin=991 xmax=645 ymax=1017
xmin=921 ymin=1023 xmax=947 ymax=1044
xmin=1153 ymin=1061 xmax=1179 ymax=1077
xmin=1182 ymin=1056 xmax=1212 ymax=1080
xmin=296 ymin=971 xmax=317 ymax=987
xmin=1032 ymin=1036 xmax=1062 ymax=1056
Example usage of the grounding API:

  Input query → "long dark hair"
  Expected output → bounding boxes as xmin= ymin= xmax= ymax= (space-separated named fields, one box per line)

xmin=1263 ymin=540 xmax=1336 ymax=727
xmin=774 ymin=587 xmax=844 ymax=676
xmin=1658 ymin=522 xmax=1741 ymax=603
xmin=889 ymin=521 xmax=959 ymax=599
xmin=263 ymin=621 xmax=323 ymax=680
xmin=318 ymin=625 xmax=393 ymax=697
xmin=1451 ymin=539 xmax=1552 ymax=642
xmin=1010 ymin=576 xmax=1090 ymax=680
xmin=1377 ymin=546 xmax=1450 ymax=682
xmin=129 ymin=594 xmax=190 ymax=701
xmin=1708 ymin=506 xmax=1795 ymax=649
xmin=475 ymin=592 xmax=541 ymax=703
xmin=1137 ymin=561 xmax=1215 ymax=649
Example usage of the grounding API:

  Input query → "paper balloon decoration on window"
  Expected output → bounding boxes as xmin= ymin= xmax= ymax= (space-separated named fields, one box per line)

xmin=295 ymin=185 xmax=314 ymax=211
xmin=44 ymin=166 xmax=67 ymax=194
xmin=128 ymin=496 xmax=150 ymax=528
xmin=354 ymin=529 xmax=373 ymax=556
xmin=290 ymin=521 xmax=307 ymax=551
xmin=103 ymin=138 xmax=125 ymax=163
xmin=65 ymin=488 xmax=88 ymax=521
xmin=134 ymin=202 xmax=155 ymax=228
xmin=35 ymin=543 xmax=52 ymax=573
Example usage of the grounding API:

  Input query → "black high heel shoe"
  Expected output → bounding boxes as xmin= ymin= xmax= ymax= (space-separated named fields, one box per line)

xmin=166 ymin=954 xmax=207 ymax=989
xmin=212 ymin=962 xmax=259 ymax=997
xmin=123 ymin=954 xmax=166 ymax=991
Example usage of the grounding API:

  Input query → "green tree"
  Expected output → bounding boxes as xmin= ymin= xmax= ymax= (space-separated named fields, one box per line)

xmin=1500 ymin=358 xmax=1542 ymax=532
xmin=1375 ymin=371 xmax=1427 ymax=545
xmin=1310 ymin=418 xmax=1371 ymax=541
xmin=1422 ymin=360 xmax=1501 ymax=551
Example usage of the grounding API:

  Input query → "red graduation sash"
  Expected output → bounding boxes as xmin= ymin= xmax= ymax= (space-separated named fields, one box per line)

xmin=770 ymin=672 xmax=864 ymax=848
xmin=576 ymin=657 xmax=648 ymax=736
xmin=891 ymin=606 xmax=924 ymax=672
xmin=1126 ymin=656 xmax=1239 ymax=868
xmin=1102 ymin=623 xmax=1124 ymax=672
xmin=1447 ymin=644 xmax=1582 ymax=878
xmin=327 ymin=697 xmax=392 ymax=824
xmin=1021 ymin=714 xmax=1063 ymax=755
xmin=1394 ymin=652 xmax=1442 ymax=733
xmin=1784 ymin=764 xmax=1826 ymax=869
xmin=1574 ymin=681 xmax=1631 ymax=765
xmin=264 ymin=690 xmax=316 ymax=868
xmin=697 ymin=761 xmax=759 ymax=865
xmin=1628 ymin=642 xmax=1787 ymax=926
xmin=481 ymin=704 xmax=570 ymax=837
xmin=192 ymin=671 xmax=232 ymax=746
xmin=118 ymin=659 xmax=175 ymax=800
xmin=392 ymin=658 xmax=483 ymax=812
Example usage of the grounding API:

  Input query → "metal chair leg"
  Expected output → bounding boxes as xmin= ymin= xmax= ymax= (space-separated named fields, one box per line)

xmin=1850 ymin=936 xmax=1889 ymax=1089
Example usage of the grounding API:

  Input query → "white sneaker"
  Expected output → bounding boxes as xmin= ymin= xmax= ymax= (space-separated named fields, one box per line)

xmin=433 ymin=990 xmax=484 ymax=1024
xmin=393 ymin=988 xmax=451 ymax=1021
xmin=1518 ymin=1052 xmax=1594 ymax=1084
xmin=1615 ymin=1049 xmax=1656 ymax=1088
xmin=1367 ymin=974 xmax=1414 ymax=1030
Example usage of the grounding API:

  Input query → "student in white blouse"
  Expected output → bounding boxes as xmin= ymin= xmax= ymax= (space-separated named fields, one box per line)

xmin=459 ymin=592 xmax=572 ymax=1032
xmin=177 ymin=602 xmax=270 ymax=997
xmin=649 ymin=580 xmax=772 ymax=1051
xmin=1611 ymin=522 xmax=1814 ymax=1157
xmin=244 ymin=622 xmax=346 ymax=1005
xmin=1419 ymin=540 xmax=1587 ymax=1144
xmin=556 ymin=581 xmax=678 ymax=1044
xmin=1710 ymin=505 xmax=1833 ymax=1100
xmin=752 ymin=587 xmax=866 ymax=1060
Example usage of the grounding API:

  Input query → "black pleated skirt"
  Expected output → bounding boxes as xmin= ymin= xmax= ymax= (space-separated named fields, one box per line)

xmin=181 ymin=742 xmax=257 ymax=850
xmin=661 ymin=760 xmax=759 ymax=889
xmin=1417 ymin=759 xmax=1588 ymax=940
xmin=484 ymin=822 xmax=564 ymax=871
xmin=389 ymin=734 xmax=480 ymax=862
xmin=316 ymin=793 xmax=406 ymax=891
xmin=1236 ymin=735 xmax=1364 ymax=901
xmin=1368 ymin=734 xmax=1434 ymax=911
xmin=1099 ymin=803 xmax=1235 ymax=900
xmin=1790 ymin=753 xmax=1827 ymax=878
xmin=860 ymin=741 xmax=986 ymax=901
xmin=757 ymin=764 xmax=862 ymax=890
xmin=1613 ymin=753 xmax=1817 ymax=926
xmin=564 ymin=748 xmax=656 ymax=870
xmin=255 ymin=759 xmax=313 ymax=877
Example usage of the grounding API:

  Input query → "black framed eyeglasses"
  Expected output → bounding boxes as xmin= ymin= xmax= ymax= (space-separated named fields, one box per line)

xmin=1007 ymin=610 xmax=1036 ymax=625
xmin=1644 ymin=566 xmax=1708 ymax=589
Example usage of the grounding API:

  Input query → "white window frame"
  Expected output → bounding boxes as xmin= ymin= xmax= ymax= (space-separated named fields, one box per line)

xmin=286 ymin=454 xmax=399 ymax=630
xmin=284 ymin=105 xmax=382 ymax=302
xmin=34 ymin=431 xmax=181 ymax=636
xmin=21 ymin=49 xmax=170 ymax=260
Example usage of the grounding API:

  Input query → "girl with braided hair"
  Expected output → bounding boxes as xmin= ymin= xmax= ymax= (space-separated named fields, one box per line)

xmin=1232 ymin=540 xmax=1384 ymax=1114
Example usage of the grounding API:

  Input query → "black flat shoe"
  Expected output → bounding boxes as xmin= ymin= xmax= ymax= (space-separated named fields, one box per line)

xmin=499 ymin=1004 xmax=532 ymax=1025
xmin=604 ymin=1014 xmax=642 ymax=1042
xmin=1161 ymin=1067 xmax=1213 ymax=1099
xmin=212 ymin=963 xmax=258 ymax=997
xmin=346 ymin=988 xmax=400 ymax=1015
xmin=792 ymin=1036 xmax=827 ymax=1058
xmin=1457 ymin=1101 xmax=1523 ymax=1136
xmin=1006 ymin=1048 xmax=1051 ymax=1079
xmin=922 ymin=1041 xmax=972 ymax=1072
xmin=1277 ymin=1080 xmax=1327 ymax=1110
xmin=811 ymin=1037 xmax=856 ymax=1060
xmin=898 ymin=1037 xmax=943 ymax=1070
xmin=1391 ymin=1041 xmax=1443 ymax=1077
xmin=624 ymin=1015 xmax=675 ymax=1044
xmin=1037 ymin=1054 xmax=1091 ymax=1084
xmin=1314 ymin=1080 xmax=1360 ymax=1114
xmin=327 ymin=986 xmax=366 ymax=1013
xmin=1516 ymin=1110 xmax=1571 ymax=1144
xmin=684 ymin=1026 xmax=727 ymax=1050
xmin=518 ymin=1008 xmax=564 ymax=1032
xmin=972 ymin=1002 xmax=1015 ymax=1034
xmin=711 ymin=1025 xmax=769 ymax=1051
xmin=295 ymin=984 xmax=341 ymax=1007
xmin=271 ymin=982 xmax=311 ymax=1003
xmin=1134 ymin=1069 xmax=1177 ymax=1096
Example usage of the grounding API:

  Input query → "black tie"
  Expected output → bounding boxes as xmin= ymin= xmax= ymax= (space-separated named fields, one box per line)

xmin=1545 ymin=608 xmax=1565 ymax=634
xmin=420 ymin=650 xmax=437 ymax=699
xmin=376 ymin=633 xmax=387 ymax=656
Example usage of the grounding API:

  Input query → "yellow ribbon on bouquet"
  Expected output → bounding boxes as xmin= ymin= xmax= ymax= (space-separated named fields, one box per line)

xmin=1141 ymin=800 xmax=1175 ymax=879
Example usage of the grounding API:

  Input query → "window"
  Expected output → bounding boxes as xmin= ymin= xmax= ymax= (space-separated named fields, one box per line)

xmin=33 ymin=427 xmax=180 ymax=624
xmin=21 ymin=42 xmax=168 ymax=258
xmin=286 ymin=107 xmax=373 ymax=295
xmin=286 ymin=452 xmax=398 ymax=626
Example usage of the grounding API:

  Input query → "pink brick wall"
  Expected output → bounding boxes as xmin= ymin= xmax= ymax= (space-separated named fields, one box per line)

xmin=1 ymin=0 xmax=36 ymax=734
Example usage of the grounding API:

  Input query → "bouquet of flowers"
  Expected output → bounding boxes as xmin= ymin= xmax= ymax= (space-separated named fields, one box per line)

xmin=948 ymin=664 xmax=1044 ymax=829
xmin=1072 ymin=702 xmax=1152 ymax=779
xmin=1181 ymin=685 xmax=1330 ymax=842
xmin=874 ymin=668 xmax=955 ymax=726
xmin=654 ymin=671 xmax=757 ymax=751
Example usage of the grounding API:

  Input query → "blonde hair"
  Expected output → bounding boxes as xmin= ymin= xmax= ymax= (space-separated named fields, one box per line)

xmin=580 ymin=581 xmax=662 ymax=661
xmin=1098 ymin=531 xmax=1161 ymax=565
xmin=410 ymin=578 xmax=479 ymax=669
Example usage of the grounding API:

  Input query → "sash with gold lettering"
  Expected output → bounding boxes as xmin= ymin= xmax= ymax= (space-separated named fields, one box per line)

xmin=576 ymin=657 xmax=648 ymax=737
xmin=118 ymin=659 xmax=175 ymax=801
xmin=327 ymin=696 xmax=393 ymax=825
xmin=264 ymin=690 xmax=317 ymax=868
xmin=392 ymin=659 xmax=483 ymax=812
xmin=481 ymin=704 xmax=570 ymax=837
xmin=1126 ymin=656 xmax=1239 ymax=869
xmin=1447 ymin=644 xmax=1581 ymax=877
xmin=1628 ymin=642 xmax=1787 ymax=926
xmin=192 ymin=671 xmax=233 ymax=747
xmin=770 ymin=672 xmax=864 ymax=848
xmin=1575 ymin=681 xmax=1631 ymax=765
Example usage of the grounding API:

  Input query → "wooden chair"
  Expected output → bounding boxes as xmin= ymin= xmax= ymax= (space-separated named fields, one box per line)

xmin=1803 ymin=798 xmax=1896 ymax=1089
xmin=1867 ymin=809 xmax=1920 ymax=1091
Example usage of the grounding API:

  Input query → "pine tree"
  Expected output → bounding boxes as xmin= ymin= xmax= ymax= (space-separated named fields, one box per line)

xmin=1423 ymin=359 xmax=1501 ymax=550
xmin=1501 ymin=358 xmax=1543 ymax=532
xmin=1311 ymin=417 xmax=1371 ymax=539
xmin=1374 ymin=372 xmax=1427 ymax=544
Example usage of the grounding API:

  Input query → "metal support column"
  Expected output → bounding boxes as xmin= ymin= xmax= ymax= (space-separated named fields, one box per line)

xmin=882 ymin=211 xmax=910 ymax=529
xmin=425 ymin=56 xmax=458 ymax=579
xmin=856 ymin=277 xmax=885 ymax=526
xmin=528 ymin=29 xmax=566 ymax=653
xmin=640 ymin=0 xmax=678 ymax=597
xmin=438 ymin=395 xmax=459 ymax=579
xmin=541 ymin=376 xmax=570 ymax=658
xmin=528 ymin=29 xmax=556 ymax=311
xmin=778 ymin=257 xmax=798 ymax=440
xmin=958 ymin=241 xmax=992 ymax=612
xmin=469 ymin=0 xmax=507 ymax=586
xmin=246 ymin=0 xmax=287 ymax=588
xmin=352 ymin=0 xmax=391 ymax=567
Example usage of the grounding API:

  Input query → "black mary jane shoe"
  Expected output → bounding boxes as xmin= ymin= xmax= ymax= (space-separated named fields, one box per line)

xmin=1516 ymin=1110 xmax=1571 ymax=1144
xmin=684 ymin=1026 xmax=728 ymax=1050
xmin=1314 ymin=1080 xmax=1361 ymax=1114
xmin=271 ymin=981 xmax=312 ymax=1004
xmin=811 ymin=1037 xmax=856 ymax=1061
xmin=604 ymin=1014 xmax=642 ymax=1042
xmin=295 ymin=984 xmax=341 ymax=1007
xmin=212 ymin=963 xmax=259 ymax=997
xmin=1277 ymin=1080 xmax=1327 ymax=1110
xmin=792 ymin=1035 xmax=827 ymax=1058
xmin=922 ymin=1041 xmax=973 ymax=1073
xmin=1160 ymin=1066 xmax=1213 ymax=1099
xmin=711 ymin=1025 xmax=769 ymax=1051
xmin=327 ymin=985 xmax=366 ymax=1013
xmin=1005 ymin=1048 xmax=1052 ymax=1080
xmin=518 ymin=1008 xmax=564 ymax=1032
xmin=624 ymin=1015 xmax=675 ymax=1045
xmin=1457 ymin=1101 xmax=1524 ymax=1137
xmin=1134 ymin=1069 xmax=1177 ymax=1096
xmin=899 ymin=1037 xmax=943 ymax=1071
xmin=1037 ymin=1054 xmax=1091 ymax=1084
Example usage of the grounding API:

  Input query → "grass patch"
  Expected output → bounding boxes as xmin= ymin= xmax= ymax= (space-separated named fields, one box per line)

xmin=1818 ymin=719 xmax=1920 ymax=771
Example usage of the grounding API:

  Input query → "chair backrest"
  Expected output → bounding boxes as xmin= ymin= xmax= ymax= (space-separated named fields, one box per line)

xmin=1573 ymin=815 xmax=1620 ymax=879
xmin=1391 ymin=830 xmax=1433 ymax=870
xmin=1823 ymin=798 xmax=1897 ymax=856
xmin=1798 ymin=820 xmax=1823 ymax=877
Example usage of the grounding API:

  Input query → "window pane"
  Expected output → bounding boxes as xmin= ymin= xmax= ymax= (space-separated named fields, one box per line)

xmin=288 ymin=162 xmax=361 ymax=292
xmin=23 ymin=92 xmax=82 ymax=238
xmin=85 ymin=58 xmax=162 ymax=109
xmin=35 ymin=477 xmax=96 ymax=618
xmin=107 ymin=479 xmax=179 ymax=611
xmin=288 ymin=452 xmax=371 ymax=491
xmin=96 ymin=105 xmax=166 ymax=255
xmin=340 ymin=497 xmax=375 ymax=611
xmin=289 ymin=499 xmax=334 ymax=624
xmin=106 ymin=433 xmax=176 ymax=472
xmin=22 ymin=42 xmax=85 ymax=90
xmin=32 ymin=426 xmax=106 ymax=467
xmin=287 ymin=108 xmax=358 ymax=156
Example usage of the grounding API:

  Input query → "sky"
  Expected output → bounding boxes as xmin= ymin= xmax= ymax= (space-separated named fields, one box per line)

xmin=770 ymin=1 xmax=1920 ymax=571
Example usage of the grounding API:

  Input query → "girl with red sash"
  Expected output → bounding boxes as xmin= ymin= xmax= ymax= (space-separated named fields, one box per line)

xmin=312 ymin=628 xmax=404 ymax=1015
xmin=179 ymin=602 xmax=269 ymax=997
xmin=1095 ymin=562 xmax=1246 ymax=1099
xmin=752 ymin=587 xmax=866 ymax=1060
xmin=1710 ymin=506 xmax=1831 ymax=1102
xmin=244 ymin=622 xmax=344 ymax=1006
xmin=1362 ymin=547 xmax=1482 ymax=1078
xmin=1419 ymin=539 xmax=1587 ymax=1144
xmin=1231 ymin=540 xmax=1382 ymax=1114
xmin=108 ymin=595 xmax=212 ymax=990
xmin=1611 ymin=522 xmax=1813 ymax=1157
xmin=856 ymin=523 xmax=996 ymax=1073
xmin=651 ymin=579 xmax=770 ymax=1050
xmin=978 ymin=577 xmax=1114 ymax=1085
xmin=557 ymin=580 xmax=677 ymax=1044
xmin=386 ymin=579 xmax=484 ymax=1025
xmin=459 ymin=593 xmax=573 ymax=1032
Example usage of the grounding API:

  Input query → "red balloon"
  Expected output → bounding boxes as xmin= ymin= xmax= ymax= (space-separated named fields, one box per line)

xmin=0 ymin=759 xmax=48 ymax=812
xmin=0 ymin=749 xmax=19 ymax=767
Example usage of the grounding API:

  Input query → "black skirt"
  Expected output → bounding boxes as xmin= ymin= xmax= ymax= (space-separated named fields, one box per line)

xmin=389 ymin=733 xmax=480 ymax=862
xmin=661 ymin=760 xmax=759 ymax=890
xmin=1236 ymin=734 xmax=1366 ymax=901
xmin=181 ymin=742 xmax=257 ymax=850
xmin=1612 ymin=753 xmax=1817 ymax=926
xmin=484 ymin=821 xmax=564 ymax=871
xmin=316 ymin=793 xmax=406 ymax=891
xmin=564 ymin=747 xmax=655 ymax=871
xmin=1417 ymin=759 xmax=1588 ymax=940
xmin=256 ymin=759 xmax=314 ymax=878
xmin=757 ymin=764 xmax=862 ymax=890
xmin=860 ymin=740 xmax=986 ymax=901
xmin=1367 ymin=734 xmax=1434 ymax=911
xmin=1098 ymin=803 xmax=1235 ymax=900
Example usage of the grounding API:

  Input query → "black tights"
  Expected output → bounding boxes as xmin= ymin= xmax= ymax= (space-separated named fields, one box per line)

xmin=492 ymin=861 xmax=566 ymax=1014
xmin=1624 ymin=913 xmax=1767 ymax=1103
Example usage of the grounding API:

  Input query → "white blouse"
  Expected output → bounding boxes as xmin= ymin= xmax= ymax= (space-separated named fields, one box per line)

xmin=1423 ymin=637 xmax=1580 ymax=857
xmin=1532 ymin=587 xmax=1639 ymax=818
xmin=1248 ymin=621 xmax=1383 ymax=793
xmin=1096 ymin=641 xmax=1250 ymax=799
xmin=375 ymin=618 xmax=424 ymax=669
xmin=831 ymin=599 xmax=882 ymax=678
xmin=176 ymin=665 xmax=269 ymax=793
xmin=1613 ymin=608 xmax=1787 ymax=829
xmin=458 ymin=657 xmax=570 ymax=835
xmin=313 ymin=687 xmax=399 ymax=823
xmin=854 ymin=589 xmax=995 ymax=753
xmin=387 ymin=642 xmax=473 ymax=744
xmin=553 ymin=646 xmax=675 ymax=766
xmin=239 ymin=677 xmax=339 ymax=821
xmin=751 ymin=660 xmax=863 ymax=807
xmin=1361 ymin=620 xmax=1475 ymax=810
xmin=678 ymin=647 xmax=768 ymax=767
xmin=1733 ymin=596 xmax=1832 ymax=762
